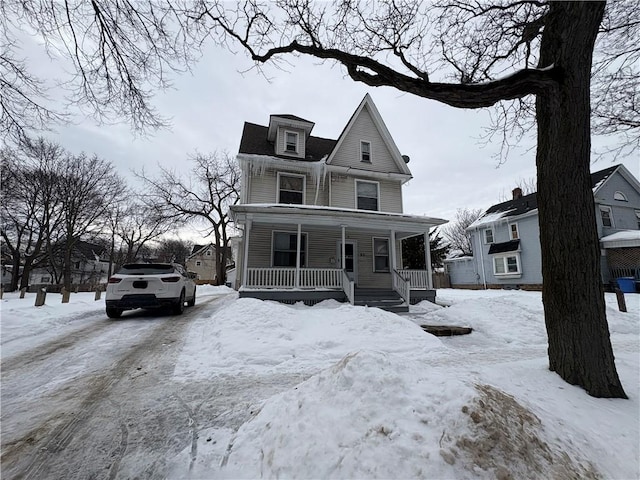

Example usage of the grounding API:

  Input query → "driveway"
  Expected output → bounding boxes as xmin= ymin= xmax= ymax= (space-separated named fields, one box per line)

xmin=1 ymin=294 xmax=305 ymax=479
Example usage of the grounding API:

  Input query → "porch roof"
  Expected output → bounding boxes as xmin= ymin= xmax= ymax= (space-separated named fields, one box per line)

xmin=230 ymin=203 xmax=447 ymax=234
xmin=600 ymin=230 xmax=640 ymax=249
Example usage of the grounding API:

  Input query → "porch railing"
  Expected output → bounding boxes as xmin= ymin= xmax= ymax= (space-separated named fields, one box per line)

xmin=399 ymin=269 xmax=429 ymax=289
xmin=393 ymin=269 xmax=410 ymax=305
xmin=342 ymin=269 xmax=355 ymax=305
xmin=245 ymin=268 xmax=342 ymax=289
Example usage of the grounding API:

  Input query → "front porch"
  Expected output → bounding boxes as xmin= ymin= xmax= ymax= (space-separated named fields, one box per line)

xmin=238 ymin=266 xmax=435 ymax=310
xmin=231 ymin=204 xmax=445 ymax=311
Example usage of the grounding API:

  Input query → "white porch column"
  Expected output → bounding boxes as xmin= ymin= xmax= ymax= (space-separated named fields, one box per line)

xmin=242 ymin=220 xmax=252 ymax=287
xmin=295 ymin=223 xmax=302 ymax=288
xmin=390 ymin=230 xmax=397 ymax=273
xmin=341 ymin=225 xmax=346 ymax=270
xmin=424 ymin=231 xmax=433 ymax=289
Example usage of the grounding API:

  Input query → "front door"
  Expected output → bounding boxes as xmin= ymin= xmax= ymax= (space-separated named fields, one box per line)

xmin=338 ymin=241 xmax=357 ymax=284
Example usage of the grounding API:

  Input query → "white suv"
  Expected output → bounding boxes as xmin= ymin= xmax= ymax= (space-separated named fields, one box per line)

xmin=105 ymin=263 xmax=197 ymax=318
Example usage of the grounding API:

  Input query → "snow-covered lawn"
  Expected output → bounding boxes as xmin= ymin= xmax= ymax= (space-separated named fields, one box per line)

xmin=2 ymin=287 xmax=638 ymax=479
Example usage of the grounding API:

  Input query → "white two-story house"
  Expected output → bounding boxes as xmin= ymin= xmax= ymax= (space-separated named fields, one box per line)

xmin=230 ymin=94 xmax=446 ymax=311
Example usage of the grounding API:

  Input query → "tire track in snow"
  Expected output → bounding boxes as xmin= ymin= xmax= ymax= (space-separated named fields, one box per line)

xmin=1 ymin=295 xmax=228 ymax=480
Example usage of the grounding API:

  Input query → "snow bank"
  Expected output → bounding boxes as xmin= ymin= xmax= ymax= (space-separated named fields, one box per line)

xmin=174 ymin=298 xmax=445 ymax=379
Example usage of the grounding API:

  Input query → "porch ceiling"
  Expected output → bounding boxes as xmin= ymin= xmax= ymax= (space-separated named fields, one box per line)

xmin=231 ymin=203 xmax=447 ymax=235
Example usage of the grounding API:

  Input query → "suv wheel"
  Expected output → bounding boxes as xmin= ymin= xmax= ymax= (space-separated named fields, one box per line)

xmin=187 ymin=287 xmax=196 ymax=307
xmin=172 ymin=290 xmax=185 ymax=315
xmin=106 ymin=307 xmax=123 ymax=318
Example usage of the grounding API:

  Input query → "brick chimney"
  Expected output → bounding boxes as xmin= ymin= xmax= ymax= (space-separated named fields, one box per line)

xmin=512 ymin=187 xmax=523 ymax=200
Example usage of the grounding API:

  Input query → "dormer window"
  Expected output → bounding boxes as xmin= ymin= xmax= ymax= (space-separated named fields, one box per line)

xmin=361 ymin=141 xmax=371 ymax=163
xmin=285 ymin=131 xmax=298 ymax=153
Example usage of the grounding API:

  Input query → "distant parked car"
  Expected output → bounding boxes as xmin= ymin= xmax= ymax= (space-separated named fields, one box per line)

xmin=105 ymin=263 xmax=196 ymax=318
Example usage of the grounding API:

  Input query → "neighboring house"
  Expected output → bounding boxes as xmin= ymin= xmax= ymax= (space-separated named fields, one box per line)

xmin=186 ymin=243 xmax=234 ymax=283
xmin=446 ymin=164 xmax=640 ymax=291
xmin=230 ymin=94 xmax=447 ymax=311
xmin=29 ymin=241 xmax=110 ymax=287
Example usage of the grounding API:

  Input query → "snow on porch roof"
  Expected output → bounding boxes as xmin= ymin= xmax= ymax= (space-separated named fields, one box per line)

xmin=230 ymin=203 xmax=447 ymax=232
xmin=600 ymin=230 xmax=640 ymax=249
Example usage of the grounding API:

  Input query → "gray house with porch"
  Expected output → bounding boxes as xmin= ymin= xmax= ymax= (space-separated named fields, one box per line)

xmin=446 ymin=164 xmax=640 ymax=291
xmin=230 ymin=94 xmax=446 ymax=311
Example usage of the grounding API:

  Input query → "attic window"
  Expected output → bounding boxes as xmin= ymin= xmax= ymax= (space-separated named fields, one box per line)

xmin=285 ymin=131 xmax=298 ymax=153
xmin=361 ymin=141 xmax=371 ymax=163
xmin=613 ymin=191 xmax=628 ymax=201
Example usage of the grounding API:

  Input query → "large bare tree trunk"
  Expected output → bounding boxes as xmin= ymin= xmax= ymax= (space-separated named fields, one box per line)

xmin=536 ymin=2 xmax=626 ymax=398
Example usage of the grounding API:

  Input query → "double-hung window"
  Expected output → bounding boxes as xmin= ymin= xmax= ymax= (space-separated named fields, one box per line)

xmin=285 ymin=131 xmax=298 ymax=153
xmin=278 ymin=173 xmax=305 ymax=204
xmin=273 ymin=232 xmax=306 ymax=267
xmin=493 ymin=254 xmax=520 ymax=275
xmin=600 ymin=206 xmax=613 ymax=227
xmin=509 ymin=224 xmax=519 ymax=240
xmin=484 ymin=228 xmax=494 ymax=244
xmin=373 ymin=238 xmax=390 ymax=272
xmin=635 ymin=210 xmax=640 ymax=229
xmin=356 ymin=180 xmax=379 ymax=211
xmin=361 ymin=141 xmax=371 ymax=163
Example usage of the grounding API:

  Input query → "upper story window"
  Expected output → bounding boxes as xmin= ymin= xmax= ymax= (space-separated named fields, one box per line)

xmin=635 ymin=210 xmax=640 ymax=229
xmin=361 ymin=141 xmax=371 ymax=163
xmin=484 ymin=228 xmax=494 ymax=244
xmin=278 ymin=172 xmax=305 ymax=204
xmin=206 ymin=250 xmax=211 ymax=256
xmin=356 ymin=180 xmax=379 ymax=211
xmin=613 ymin=191 xmax=628 ymax=201
xmin=509 ymin=223 xmax=519 ymax=240
xmin=285 ymin=131 xmax=298 ymax=153
xmin=600 ymin=206 xmax=613 ymax=227
xmin=196 ymin=261 xmax=202 ymax=267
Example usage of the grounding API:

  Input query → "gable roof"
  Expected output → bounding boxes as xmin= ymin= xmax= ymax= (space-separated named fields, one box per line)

xmin=238 ymin=122 xmax=336 ymax=162
xmin=470 ymin=165 xmax=633 ymax=229
xmin=326 ymin=94 xmax=412 ymax=176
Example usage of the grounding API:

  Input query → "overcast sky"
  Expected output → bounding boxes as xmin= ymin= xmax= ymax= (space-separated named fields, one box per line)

xmin=32 ymin=43 xmax=639 ymax=241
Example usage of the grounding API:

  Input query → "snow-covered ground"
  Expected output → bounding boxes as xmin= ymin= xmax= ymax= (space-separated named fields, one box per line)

xmin=2 ymin=287 xmax=638 ymax=479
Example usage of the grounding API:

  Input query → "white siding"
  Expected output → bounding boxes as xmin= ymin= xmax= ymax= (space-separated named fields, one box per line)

xmin=247 ymin=168 xmax=328 ymax=205
xmin=330 ymin=105 xmax=402 ymax=174
xmin=330 ymin=173 xmax=403 ymax=213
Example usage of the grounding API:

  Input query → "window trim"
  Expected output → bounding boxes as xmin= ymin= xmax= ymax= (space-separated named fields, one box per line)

xmin=600 ymin=205 xmax=614 ymax=228
xmin=613 ymin=191 xmax=628 ymax=201
xmin=284 ymin=130 xmax=299 ymax=154
xmin=271 ymin=230 xmax=308 ymax=268
xmin=195 ymin=260 xmax=202 ymax=267
xmin=492 ymin=253 xmax=521 ymax=277
xmin=360 ymin=140 xmax=372 ymax=163
xmin=277 ymin=172 xmax=306 ymax=205
xmin=372 ymin=237 xmax=390 ymax=273
xmin=355 ymin=179 xmax=380 ymax=211
xmin=484 ymin=228 xmax=494 ymax=244
xmin=509 ymin=223 xmax=519 ymax=240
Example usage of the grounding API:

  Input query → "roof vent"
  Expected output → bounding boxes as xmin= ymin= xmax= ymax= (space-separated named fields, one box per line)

xmin=402 ymin=155 xmax=410 ymax=163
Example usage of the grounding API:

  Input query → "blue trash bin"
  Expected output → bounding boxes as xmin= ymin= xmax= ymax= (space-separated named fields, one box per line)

xmin=616 ymin=277 xmax=635 ymax=293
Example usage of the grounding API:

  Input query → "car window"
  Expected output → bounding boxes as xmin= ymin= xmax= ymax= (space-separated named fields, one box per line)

xmin=118 ymin=264 xmax=175 ymax=275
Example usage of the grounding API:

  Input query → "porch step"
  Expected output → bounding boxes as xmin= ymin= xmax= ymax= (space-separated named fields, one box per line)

xmin=354 ymin=289 xmax=408 ymax=313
